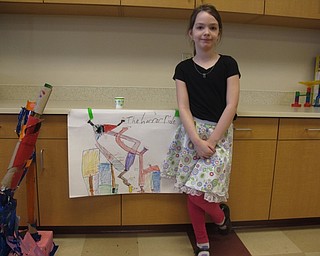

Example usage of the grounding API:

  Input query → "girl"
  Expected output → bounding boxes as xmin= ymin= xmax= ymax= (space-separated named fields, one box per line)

xmin=162 ymin=4 xmax=240 ymax=256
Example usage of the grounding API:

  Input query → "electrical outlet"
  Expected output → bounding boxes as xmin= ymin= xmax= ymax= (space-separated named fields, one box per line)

xmin=182 ymin=53 xmax=193 ymax=61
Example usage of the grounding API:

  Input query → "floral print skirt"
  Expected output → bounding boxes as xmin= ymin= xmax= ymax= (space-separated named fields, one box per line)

xmin=162 ymin=118 xmax=234 ymax=203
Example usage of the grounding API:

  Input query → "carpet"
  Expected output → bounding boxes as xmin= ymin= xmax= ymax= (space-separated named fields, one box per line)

xmin=187 ymin=224 xmax=251 ymax=256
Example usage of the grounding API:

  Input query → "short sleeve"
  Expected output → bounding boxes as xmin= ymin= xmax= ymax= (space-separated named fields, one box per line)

xmin=226 ymin=56 xmax=241 ymax=79
xmin=173 ymin=60 xmax=188 ymax=82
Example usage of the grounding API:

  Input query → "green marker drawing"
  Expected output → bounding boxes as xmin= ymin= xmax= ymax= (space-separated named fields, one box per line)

xmin=88 ymin=108 xmax=93 ymax=120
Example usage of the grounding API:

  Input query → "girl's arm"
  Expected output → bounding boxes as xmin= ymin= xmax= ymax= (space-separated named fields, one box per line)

xmin=176 ymin=79 xmax=215 ymax=158
xmin=207 ymin=74 xmax=240 ymax=147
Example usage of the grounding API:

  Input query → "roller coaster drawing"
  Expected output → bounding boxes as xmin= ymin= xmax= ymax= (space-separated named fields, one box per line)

xmin=83 ymin=118 xmax=161 ymax=195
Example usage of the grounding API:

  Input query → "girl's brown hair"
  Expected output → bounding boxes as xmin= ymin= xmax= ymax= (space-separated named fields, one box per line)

xmin=188 ymin=4 xmax=223 ymax=55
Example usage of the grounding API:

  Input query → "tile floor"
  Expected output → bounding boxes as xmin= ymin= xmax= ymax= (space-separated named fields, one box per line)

xmin=53 ymin=226 xmax=320 ymax=256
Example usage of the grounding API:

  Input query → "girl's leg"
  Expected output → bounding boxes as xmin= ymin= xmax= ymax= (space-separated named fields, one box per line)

xmin=187 ymin=195 xmax=208 ymax=244
xmin=188 ymin=194 xmax=225 ymax=226
xmin=189 ymin=194 xmax=232 ymax=236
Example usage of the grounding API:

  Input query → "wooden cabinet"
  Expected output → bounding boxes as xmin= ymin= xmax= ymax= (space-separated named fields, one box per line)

xmin=1 ymin=0 xmax=320 ymax=29
xmin=0 ymin=115 xmax=29 ymax=226
xmin=2 ymin=113 xmax=320 ymax=228
xmin=257 ymin=0 xmax=320 ymax=29
xmin=195 ymin=0 xmax=265 ymax=24
xmin=36 ymin=115 xmax=121 ymax=226
xmin=121 ymin=0 xmax=194 ymax=19
xmin=270 ymin=118 xmax=320 ymax=219
xmin=265 ymin=0 xmax=320 ymax=20
xmin=121 ymin=0 xmax=194 ymax=9
xmin=196 ymin=0 xmax=264 ymax=14
xmin=0 ymin=0 xmax=121 ymax=17
xmin=228 ymin=117 xmax=278 ymax=221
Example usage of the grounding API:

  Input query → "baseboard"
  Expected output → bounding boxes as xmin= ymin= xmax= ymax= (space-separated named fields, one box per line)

xmin=28 ymin=217 xmax=320 ymax=234
xmin=232 ymin=217 xmax=320 ymax=230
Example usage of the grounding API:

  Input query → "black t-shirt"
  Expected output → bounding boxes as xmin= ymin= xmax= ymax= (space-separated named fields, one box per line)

xmin=173 ymin=54 xmax=240 ymax=122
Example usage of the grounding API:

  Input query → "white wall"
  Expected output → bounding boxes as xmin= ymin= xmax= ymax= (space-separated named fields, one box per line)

xmin=1 ymin=14 xmax=319 ymax=92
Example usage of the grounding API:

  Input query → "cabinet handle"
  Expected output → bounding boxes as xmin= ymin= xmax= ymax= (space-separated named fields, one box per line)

xmin=40 ymin=149 xmax=44 ymax=171
xmin=305 ymin=128 xmax=320 ymax=131
xmin=234 ymin=128 xmax=253 ymax=131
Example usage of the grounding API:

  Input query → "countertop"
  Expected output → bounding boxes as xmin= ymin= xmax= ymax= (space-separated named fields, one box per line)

xmin=0 ymin=100 xmax=320 ymax=118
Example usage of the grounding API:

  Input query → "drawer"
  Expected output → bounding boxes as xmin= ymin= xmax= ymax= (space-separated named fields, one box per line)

xmin=233 ymin=117 xmax=278 ymax=140
xmin=38 ymin=115 xmax=67 ymax=139
xmin=279 ymin=118 xmax=320 ymax=140
xmin=0 ymin=114 xmax=67 ymax=139
xmin=0 ymin=114 xmax=19 ymax=138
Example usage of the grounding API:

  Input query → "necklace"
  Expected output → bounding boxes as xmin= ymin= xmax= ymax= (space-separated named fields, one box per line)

xmin=193 ymin=61 xmax=215 ymax=78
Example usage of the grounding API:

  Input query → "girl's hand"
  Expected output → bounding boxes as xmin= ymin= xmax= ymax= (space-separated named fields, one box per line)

xmin=194 ymin=139 xmax=216 ymax=159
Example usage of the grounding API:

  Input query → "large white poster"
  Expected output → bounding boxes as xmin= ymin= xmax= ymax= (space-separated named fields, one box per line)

xmin=68 ymin=109 xmax=180 ymax=198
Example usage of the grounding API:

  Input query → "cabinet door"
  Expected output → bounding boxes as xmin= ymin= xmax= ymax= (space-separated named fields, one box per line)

xmin=122 ymin=194 xmax=190 ymax=225
xmin=0 ymin=0 xmax=42 ymax=2
xmin=265 ymin=0 xmax=320 ymax=19
xmin=228 ymin=140 xmax=277 ymax=221
xmin=270 ymin=140 xmax=320 ymax=219
xmin=0 ymin=139 xmax=29 ymax=226
xmin=196 ymin=0 xmax=264 ymax=14
xmin=36 ymin=139 xmax=121 ymax=226
xmin=43 ymin=0 xmax=119 ymax=5
xmin=0 ymin=114 xmax=18 ymax=139
xmin=38 ymin=115 xmax=68 ymax=139
xmin=121 ymin=0 xmax=194 ymax=9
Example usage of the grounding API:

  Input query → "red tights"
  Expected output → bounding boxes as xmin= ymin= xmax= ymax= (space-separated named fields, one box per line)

xmin=187 ymin=194 xmax=225 ymax=244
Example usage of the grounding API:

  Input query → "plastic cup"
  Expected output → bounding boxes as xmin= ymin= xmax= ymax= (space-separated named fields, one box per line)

xmin=114 ymin=97 xmax=125 ymax=109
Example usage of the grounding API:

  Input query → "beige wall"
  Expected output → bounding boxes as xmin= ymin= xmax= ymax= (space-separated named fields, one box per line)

xmin=1 ymin=14 xmax=319 ymax=93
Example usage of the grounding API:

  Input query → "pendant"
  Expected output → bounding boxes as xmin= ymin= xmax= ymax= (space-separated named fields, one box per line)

xmin=202 ymin=73 xmax=206 ymax=78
